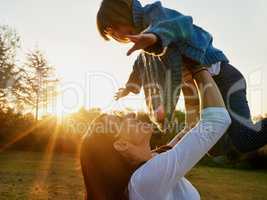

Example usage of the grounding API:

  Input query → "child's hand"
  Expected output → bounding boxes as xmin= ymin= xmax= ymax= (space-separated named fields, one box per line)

xmin=114 ymin=88 xmax=130 ymax=100
xmin=126 ymin=33 xmax=158 ymax=56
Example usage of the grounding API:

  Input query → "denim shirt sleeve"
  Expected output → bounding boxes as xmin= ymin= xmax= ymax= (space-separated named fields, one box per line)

xmin=125 ymin=56 xmax=143 ymax=94
xmin=142 ymin=2 xmax=194 ymax=55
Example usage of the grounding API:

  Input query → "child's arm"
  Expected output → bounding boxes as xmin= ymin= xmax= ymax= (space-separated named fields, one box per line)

xmin=114 ymin=57 xmax=142 ymax=100
xmin=127 ymin=14 xmax=193 ymax=56
xmin=144 ymin=16 xmax=193 ymax=56
xmin=128 ymin=2 xmax=212 ymax=57
xmin=127 ymin=2 xmax=194 ymax=56
xmin=143 ymin=2 xmax=212 ymax=56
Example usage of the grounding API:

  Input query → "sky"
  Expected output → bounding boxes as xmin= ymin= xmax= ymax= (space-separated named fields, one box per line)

xmin=1 ymin=0 xmax=267 ymax=116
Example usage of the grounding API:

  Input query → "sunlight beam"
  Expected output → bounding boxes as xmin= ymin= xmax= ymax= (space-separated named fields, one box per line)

xmin=0 ymin=116 xmax=53 ymax=152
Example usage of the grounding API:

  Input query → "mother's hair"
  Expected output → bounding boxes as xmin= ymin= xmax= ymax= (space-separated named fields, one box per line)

xmin=80 ymin=113 xmax=172 ymax=200
xmin=80 ymin=114 xmax=136 ymax=200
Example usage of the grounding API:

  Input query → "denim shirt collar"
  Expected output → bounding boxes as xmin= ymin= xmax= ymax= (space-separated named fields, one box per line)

xmin=132 ymin=0 xmax=145 ymax=32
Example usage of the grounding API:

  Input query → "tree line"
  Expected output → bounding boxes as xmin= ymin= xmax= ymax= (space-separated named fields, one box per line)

xmin=0 ymin=106 xmax=185 ymax=153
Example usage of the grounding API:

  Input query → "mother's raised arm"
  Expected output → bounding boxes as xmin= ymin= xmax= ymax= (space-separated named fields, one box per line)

xmin=132 ymin=68 xmax=231 ymax=195
xmin=168 ymin=71 xmax=200 ymax=147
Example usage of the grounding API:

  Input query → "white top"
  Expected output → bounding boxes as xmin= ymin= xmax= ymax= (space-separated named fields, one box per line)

xmin=129 ymin=107 xmax=231 ymax=200
xmin=208 ymin=62 xmax=221 ymax=76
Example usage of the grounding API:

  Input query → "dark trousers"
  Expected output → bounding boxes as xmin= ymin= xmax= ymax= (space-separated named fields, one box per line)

xmin=213 ymin=62 xmax=267 ymax=154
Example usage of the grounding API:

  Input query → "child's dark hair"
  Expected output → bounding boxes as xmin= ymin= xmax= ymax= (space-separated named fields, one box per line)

xmin=97 ymin=0 xmax=134 ymax=40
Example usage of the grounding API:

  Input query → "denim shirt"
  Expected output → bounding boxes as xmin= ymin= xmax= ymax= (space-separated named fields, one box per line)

xmin=132 ymin=0 xmax=229 ymax=64
xmin=127 ymin=0 xmax=229 ymax=130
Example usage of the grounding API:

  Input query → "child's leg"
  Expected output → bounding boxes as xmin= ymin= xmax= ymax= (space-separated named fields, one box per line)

xmin=237 ymin=118 xmax=267 ymax=152
xmin=213 ymin=62 xmax=267 ymax=154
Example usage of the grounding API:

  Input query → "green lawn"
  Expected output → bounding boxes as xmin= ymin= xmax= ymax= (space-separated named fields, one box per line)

xmin=0 ymin=151 xmax=266 ymax=200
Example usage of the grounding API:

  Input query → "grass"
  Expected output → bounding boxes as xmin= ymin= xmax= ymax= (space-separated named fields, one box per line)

xmin=0 ymin=151 xmax=267 ymax=200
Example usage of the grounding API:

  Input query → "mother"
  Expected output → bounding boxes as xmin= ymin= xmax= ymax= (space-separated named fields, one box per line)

xmin=80 ymin=68 xmax=231 ymax=200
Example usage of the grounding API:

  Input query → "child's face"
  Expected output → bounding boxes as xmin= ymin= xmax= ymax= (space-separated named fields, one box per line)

xmin=107 ymin=25 xmax=137 ymax=43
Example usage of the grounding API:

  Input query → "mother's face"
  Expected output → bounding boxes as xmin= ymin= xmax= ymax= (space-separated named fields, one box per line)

xmin=93 ymin=114 xmax=154 ymax=164
xmin=98 ymin=114 xmax=154 ymax=146
xmin=119 ymin=115 xmax=154 ymax=146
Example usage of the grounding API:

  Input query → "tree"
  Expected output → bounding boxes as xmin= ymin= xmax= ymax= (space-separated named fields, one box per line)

xmin=24 ymin=49 xmax=57 ymax=120
xmin=0 ymin=25 xmax=22 ymax=110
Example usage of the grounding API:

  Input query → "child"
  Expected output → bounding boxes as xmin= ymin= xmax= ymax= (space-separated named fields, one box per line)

xmin=97 ymin=0 xmax=267 ymax=161
xmin=114 ymin=51 xmax=182 ymax=131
